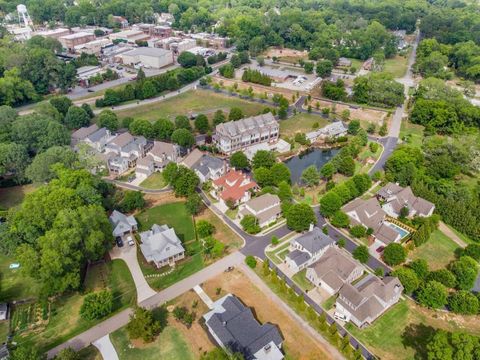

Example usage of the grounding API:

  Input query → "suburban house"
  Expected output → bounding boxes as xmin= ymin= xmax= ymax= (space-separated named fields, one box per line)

xmin=82 ymin=127 xmax=114 ymax=152
xmin=335 ymin=275 xmax=403 ymax=327
xmin=238 ymin=194 xmax=282 ymax=228
xmin=306 ymin=122 xmax=348 ymax=143
xmin=135 ymin=141 xmax=181 ymax=179
xmin=337 ymin=57 xmax=352 ymax=67
xmin=376 ymin=183 xmax=435 ymax=218
xmin=109 ymin=210 xmax=138 ymax=237
xmin=306 ymin=247 xmax=364 ymax=295
xmin=203 ymin=294 xmax=284 ymax=360
xmin=243 ymin=139 xmax=291 ymax=161
xmin=285 ymin=227 xmax=336 ymax=273
xmin=181 ymin=149 xmax=226 ymax=183
xmin=0 ymin=303 xmax=9 ymax=321
xmin=211 ymin=170 xmax=258 ymax=208
xmin=343 ymin=198 xmax=403 ymax=247
xmin=139 ymin=224 xmax=185 ymax=268
xmin=104 ymin=132 xmax=151 ymax=174
xmin=213 ymin=113 xmax=279 ymax=155
xmin=71 ymin=124 xmax=100 ymax=146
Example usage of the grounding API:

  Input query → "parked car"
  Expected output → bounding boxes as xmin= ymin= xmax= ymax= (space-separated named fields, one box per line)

xmin=376 ymin=246 xmax=385 ymax=253
xmin=127 ymin=236 xmax=135 ymax=246
xmin=116 ymin=236 xmax=124 ymax=247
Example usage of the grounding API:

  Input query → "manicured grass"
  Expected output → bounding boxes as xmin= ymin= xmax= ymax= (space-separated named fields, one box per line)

xmin=139 ymin=173 xmax=167 ymax=189
xmin=225 ymin=208 xmax=238 ymax=220
xmin=292 ymin=269 xmax=314 ymax=292
xmin=136 ymin=202 xmax=195 ymax=242
xmin=0 ymin=254 xmax=42 ymax=302
xmin=114 ymin=90 xmax=267 ymax=122
xmin=322 ymin=295 xmax=337 ymax=310
xmin=400 ymin=121 xmax=424 ymax=148
xmin=111 ymin=326 xmax=195 ymax=360
xmin=409 ymin=230 xmax=460 ymax=270
xmin=0 ymin=321 xmax=9 ymax=341
xmin=384 ymin=53 xmax=410 ymax=78
xmin=280 ymin=113 xmax=329 ymax=138
xmin=15 ymin=260 xmax=135 ymax=353
xmin=0 ymin=184 xmax=37 ymax=210
xmin=266 ymin=240 xmax=292 ymax=265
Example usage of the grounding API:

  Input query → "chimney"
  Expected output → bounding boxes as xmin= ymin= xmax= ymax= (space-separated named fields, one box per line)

xmin=309 ymin=223 xmax=314 ymax=232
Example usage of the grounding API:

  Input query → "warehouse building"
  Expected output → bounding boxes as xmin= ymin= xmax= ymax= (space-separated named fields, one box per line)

xmin=121 ymin=47 xmax=173 ymax=69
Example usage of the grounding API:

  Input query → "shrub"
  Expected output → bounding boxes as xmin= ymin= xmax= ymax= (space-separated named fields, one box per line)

xmin=241 ymin=215 xmax=261 ymax=234
xmin=350 ymin=225 xmax=367 ymax=238
xmin=448 ymin=291 xmax=479 ymax=315
xmin=127 ymin=307 xmax=163 ymax=343
xmin=196 ymin=220 xmax=215 ymax=238
xmin=271 ymin=236 xmax=279 ymax=246
xmin=80 ymin=290 xmax=114 ymax=320
xmin=331 ymin=211 xmax=350 ymax=228
xmin=245 ymin=255 xmax=257 ymax=269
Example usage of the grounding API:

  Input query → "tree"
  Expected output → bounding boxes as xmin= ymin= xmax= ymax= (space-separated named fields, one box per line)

xmin=219 ymin=63 xmax=235 ymax=78
xmin=229 ymin=107 xmax=243 ymax=121
xmin=320 ymin=162 xmax=335 ymax=180
xmin=336 ymin=155 xmax=355 ymax=176
xmin=347 ymin=120 xmax=361 ymax=135
xmin=129 ymin=119 xmax=155 ymax=138
xmin=383 ymin=243 xmax=406 ymax=266
xmin=154 ymin=118 xmax=175 ymax=140
xmin=301 ymin=165 xmax=320 ymax=186
xmin=392 ymin=267 xmax=420 ymax=294
xmin=426 ymin=330 xmax=453 ymax=360
xmin=448 ymin=290 xmax=479 ymax=315
xmin=196 ymin=220 xmax=215 ymax=238
xmin=50 ymin=96 xmax=73 ymax=116
xmin=331 ymin=211 xmax=350 ymax=228
xmin=409 ymin=259 xmax=429 ymax=280
xmin=171 ymin=166 xmax=200 ymax=196
xmin=462 ymin=244 xmax=480 ymax=261
xmin=270 ymin=163 xmax=291 ymax=186
xmin=177 ymin=51 xmax=197 ymax=68
xmin=316 ymin=60 xmax=333 ymax=77
xmin=97 ymin=110 xmax=118 ymax=131
xmin=0 ymin=68 xmax=37 ymax=107
xmin=417 ymin=281 xmax=448 ymax=309
xmin=80 ymin=290 xmax=114 ymax=320
xmin=252 ymin=150 xmax=275 ymax=169
xmin=320 ymin=192 xmax=342 ymax=217
xmin=427 ymin=269 xmax=457 ymax=288
xmin=26 ymin=146 xmax=77 ymax=183
xmin=353 ymin=72 xmax=405 ymax=107
xmin=185 ymin=192 xmax=203 ymax=215
xmin=10 ymin=344 xmax=43 ymax=360
xmin=241 ymin=215 xmax=261 ymax=234
xmin=230 ymin=152 xmax=249 ymax=170
xmin=64 ymin=106 xmax=90 ymax=130
xmin=126 ymin=307 xmax=163 ymax=343
xmin=450 ymin=256 xmax=478 ymax=290
xmin=213 ymin=110 xmax=226 ymax=125
xmin=352 ymin=245 xmax=369 ymax=263
xmin=286 ymin=203 xmax=316 ymax=232
xmin=0 ymin=142 xmax=29 ymax=182
xmin=195 ymin=114 xmax=209 ymax=134
xmin=245 ymin=255 xmax=257 ymax=269
xmin=171 ymin=129 xmax=195 ymax=148
xmin=277 ymin=181 xmax=293 ymax=202
xmin=175 ymin=115 xmax=191 ymax=130
xmin=120 ymin=191 xmax=145 ymax=212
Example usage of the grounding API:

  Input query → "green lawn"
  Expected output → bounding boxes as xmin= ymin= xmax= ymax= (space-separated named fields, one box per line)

xmin=15 ymin=260 xmax=135 ymax=353
xmin=446 ymin=225 xmax=475 ymax=245
xmin=111 ymin=326 xmax=195 ymax=360
xmin=322 ymin=295 xmax=337 ymax=310
xmin=136 ymin=202 xmax=195 ymax=242
xmin=0 ymin=184 xmax=37 ymax=210
xmin=409 ymin=229 xmax=460 ymax=270
xmin=225 ymin=208 xmax=238 ymax=220
xmin=384 ymin=52 xmax=410 ymax=78
xmin=266 ymin=240 xmax=292 ymax=265
xmin=139 ymin=173 xmax=167 ymax=190
xmin=0 ymin=254 xmax=42 ymax=302
xmin=0 ymin=321 xmax=9 ymax=341
xmin=400 ymin=121 xmax=424 ymax=148
xmin=280 ymin=113 xmax=330 ymax=138
xmin=292 ymin=269 xmax=314 ymax=292
xmin=114 ymin=90 xmax=267 ymax=122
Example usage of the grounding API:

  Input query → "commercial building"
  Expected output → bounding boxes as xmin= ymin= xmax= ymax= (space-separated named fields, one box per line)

xmin=74 ymin=38 xmax=113 ymax=55
xmin=214 ymin=113 xmax=279 ymax=155
xmin=121 ymin=47 xmax=173 ymax=69
xmin=35 ymin=28 xmax=70 ymax=39
xmin=59 ymin=32 xmax=95 ymax=52
xmin=109 ymin=30 xmax=150 ymax=44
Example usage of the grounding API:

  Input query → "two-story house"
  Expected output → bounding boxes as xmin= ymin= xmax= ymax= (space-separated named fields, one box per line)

xmin=135 ymin=141 xmax=181 ymax=179
xmin=211 ymin=170 xmax=258 ymax=208
xmin=105 ymin=132 xmax=151 ymax=174
xmin=376 ymin=183 xmax=435 ymax=218
xmin=238 ymin=194 xmax=282 ymax=228
xmin=181 ymin=149 xmax=227 ymax=183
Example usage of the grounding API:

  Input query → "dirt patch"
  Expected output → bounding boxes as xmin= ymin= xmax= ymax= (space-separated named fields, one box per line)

xmin=264 ymin=47 xmax=308 ymax=59
xmin=143 ymin=192 xmax=178 ymax=207
xmin=212 ymin=76 xmax=302 ymax=98
xmin=201 ymin=270 xmax=333 ymax=360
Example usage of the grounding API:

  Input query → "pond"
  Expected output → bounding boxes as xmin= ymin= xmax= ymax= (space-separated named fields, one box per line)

xmin=284 ymin=148 xmax=340 ymax=184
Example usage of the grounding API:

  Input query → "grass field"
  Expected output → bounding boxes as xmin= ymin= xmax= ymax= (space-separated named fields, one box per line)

xmin=195 ymin=207 xmax=243 ymax=250
xmin=0 ymin=184 xmax=37 ymax=210
xmin=292 ymin=269 xmax=314 ymax=292
xmin=111 ymin=326 xmax=195 ymax=360
xmin=15 ymin=260 xmax=135 ymax=352
xmin=409 ymin=230 xmax=460 ymax=270
xmin=139 ymin=173 xmax=167 ymax=190
xmin=400 ymin=121 xmax=424 ymax=148
xmin=280 ymin=113 xmax=330 ymax=138
xmin=0 ymin=254 xmax=42 ymax=302
xmin=384 ymin=53 xmax=410 ymax=78
xmin=136 ymin=202 xmax=195 ymax=242
xmin=446 ymin=225 xmax=475 ymax=245
xmin=114 ymin=90 xmax=267 ymax=122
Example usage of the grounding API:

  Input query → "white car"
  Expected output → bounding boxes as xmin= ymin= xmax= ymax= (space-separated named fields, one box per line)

xmin=127 ymin=235 xmax=135 ymax=246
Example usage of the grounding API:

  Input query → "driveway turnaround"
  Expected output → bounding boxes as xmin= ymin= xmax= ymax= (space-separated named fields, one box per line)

xmin=92 ymin=335 xmax=119 ymax=360
xmin=110 ymin=244 xmax=156 ymax=303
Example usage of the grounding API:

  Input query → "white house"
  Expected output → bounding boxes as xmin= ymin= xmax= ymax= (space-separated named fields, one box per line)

xmin=238 ymin=194 xmax=282 ymax=228
xmin=139 ymin=224 xmax=185 ymax=268
xmin=181 ymin=149 xmax=226 ymax=183
xmin=135 ymin=141 xmax=181 ymax=179
xmin=109 ymin=210 xmax=138 ymax=237
xmin=376 ymin=183 xmax=435 ymax=218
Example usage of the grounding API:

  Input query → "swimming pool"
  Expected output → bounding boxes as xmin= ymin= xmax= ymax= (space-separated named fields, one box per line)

xmin=384 ymin=221 xmax=410 ymax=239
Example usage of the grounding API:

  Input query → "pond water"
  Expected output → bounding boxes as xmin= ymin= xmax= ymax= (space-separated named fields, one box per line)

xmin=284 ymin=148 xmax=340 ymax=184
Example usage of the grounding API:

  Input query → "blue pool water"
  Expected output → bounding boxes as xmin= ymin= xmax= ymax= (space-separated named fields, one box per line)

xmin=384 ymin=221 xmax=409 ymax=238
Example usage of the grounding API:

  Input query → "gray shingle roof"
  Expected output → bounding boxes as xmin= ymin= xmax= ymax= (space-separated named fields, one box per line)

xmin=109 ymin=210 xmax=137 ymax=237
xmin=204 ymin=294 xmax=283 ymax=360
xmin=192 ymin=154 xmax=224 ymax=177
xmin=294 ymin=227 xmax=335 ymax=254
xmin=139 ymin=224 xmax=185 ymax=264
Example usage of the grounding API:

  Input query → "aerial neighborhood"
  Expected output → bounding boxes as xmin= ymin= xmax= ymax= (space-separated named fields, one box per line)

xmin=0 ymin=1 xmax=480 ymax=360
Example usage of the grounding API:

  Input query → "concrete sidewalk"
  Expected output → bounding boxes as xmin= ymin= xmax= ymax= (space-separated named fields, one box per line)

xmin=92 ymin=335 xmax=119 ymax=360
xmin=193 ymin=285 xmax=214 ymax=309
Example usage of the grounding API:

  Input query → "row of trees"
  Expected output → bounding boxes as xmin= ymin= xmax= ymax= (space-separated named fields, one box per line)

xmin=241 ymin=69 xmax=272 ymax=86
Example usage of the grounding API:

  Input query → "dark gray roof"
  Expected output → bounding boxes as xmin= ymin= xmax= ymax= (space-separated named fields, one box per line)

xmin=87 ymin=127 xmax=109 ymax=142
xmin=295 ymin=227 xmax=335 ymax=254
xmin=286 ymin=249 xmax=311 ymax=266
xmin=192 ymin=155 xmax=224 ymax=177
xmin=205 ymin=295 xmax=283 ymax=359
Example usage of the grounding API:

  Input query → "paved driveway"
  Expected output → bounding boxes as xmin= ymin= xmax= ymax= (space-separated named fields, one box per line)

xmin=92 ymin=335 xmax=119 ymax=360
xmin=110 ymin=244 xmax=156 ymax=303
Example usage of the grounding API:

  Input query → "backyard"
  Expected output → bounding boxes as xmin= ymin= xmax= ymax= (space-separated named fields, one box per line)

xmin=0 ymin=184 xmax=37 ymax=210
xmin=399 ymin=121 xmax=424 ymax=148
xmin=13 ymin=260 xmax=135 ymax=353
xmin=409 ymin=229 xmax=459 ymax=270
xmin=384 ymin=52 xmax=410 ymax=78
xmin=0 ymin=254 xmax=42 ymax=302
xmin=139 ymin=173 xmax=167 ymax=190
xmin=279 ymin=113 xmax=330 ymax=138
xmin=113 ymin=89 xmax=267 ymax=122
